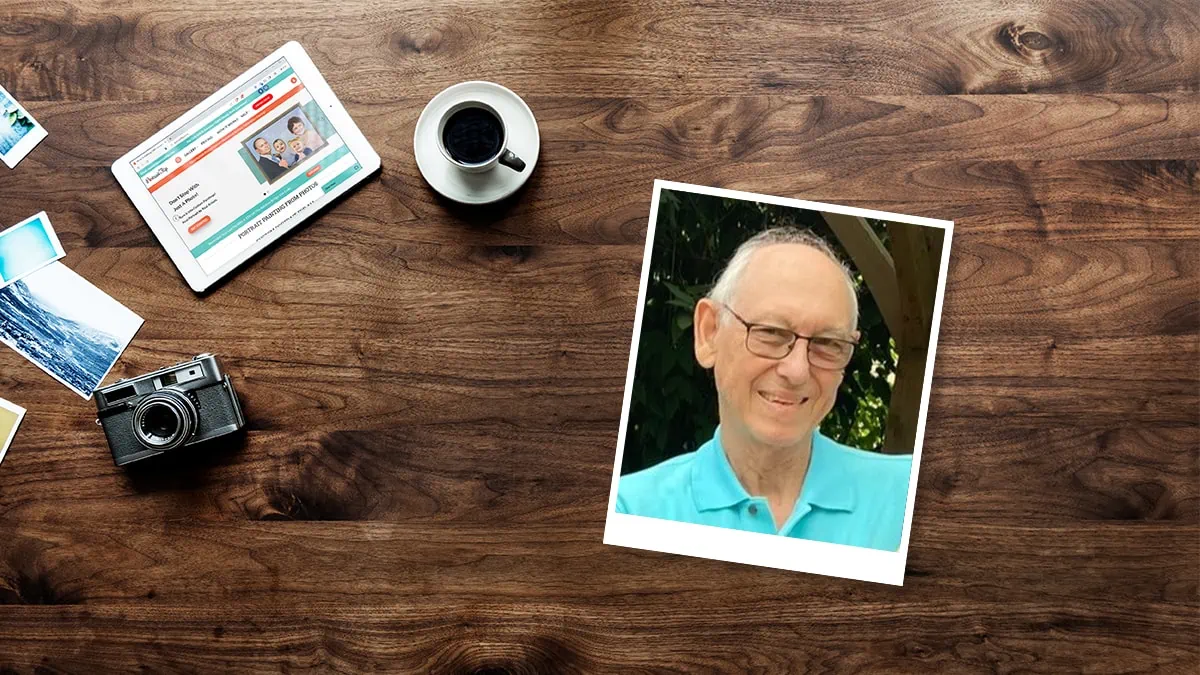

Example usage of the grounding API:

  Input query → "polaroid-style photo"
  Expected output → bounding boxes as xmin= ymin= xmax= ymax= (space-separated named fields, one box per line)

xmin=0 ymin=262 xmax=143 ymax=399
xmin=603 ymin=180 xmax=954 ymax=586
xmin=0 ymin=211 xmax=65 ymax=289
xmin=241 ymin=104 xmax=327 ymax=185
xmin=0 ymin=397 xmax=25 ymax=466
xmin=0 ymin=83 xmax=47 ymax=168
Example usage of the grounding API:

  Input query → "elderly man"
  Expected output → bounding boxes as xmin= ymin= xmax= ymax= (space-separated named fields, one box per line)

xmin=617 ymin=227 xmax=912 ymax=551
xmin=251 ymin=137 xmax=285 ymax=181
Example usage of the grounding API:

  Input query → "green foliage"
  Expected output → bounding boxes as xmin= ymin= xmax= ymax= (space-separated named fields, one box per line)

xmin=3 ymin=107 xmax=32 ymax=130
xmin=622 ymin=189 xmax=896 ymax=474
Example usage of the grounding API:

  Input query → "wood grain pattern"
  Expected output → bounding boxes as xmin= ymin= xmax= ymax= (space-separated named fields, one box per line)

xmin=0 ymin=598 xmax=1191 ymax=673
xmin=1 ymin=0 xmax=1198 ymax=671
xmin=0 ymin=420 xmax=1193 ymax=527
xmin=0 ymin=519 xmax=1196 ymax=607
xmin=2 ymin=1 xmax=1198 ymax=98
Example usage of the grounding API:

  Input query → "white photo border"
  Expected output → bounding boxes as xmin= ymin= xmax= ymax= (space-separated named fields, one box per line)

xmin=0 ymin=397 xmax=26 ymax=466
xmin=602 ymin=179 xmax=955 ymax=586
xmin=0 ymin=262 xmax=144 ymax=400
xmin=0 ymin=211 xmax=66 ymax=289
xmin=0 ymin=82 xmax=48 ymax=169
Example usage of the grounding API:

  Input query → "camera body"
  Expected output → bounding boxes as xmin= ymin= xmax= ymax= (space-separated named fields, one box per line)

xmin=94 ymin=354 xmax=246 ymax=466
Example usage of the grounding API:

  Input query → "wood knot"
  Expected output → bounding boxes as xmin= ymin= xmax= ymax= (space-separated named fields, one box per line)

xmin=391 ymin=30 xmax=442 ymax=55
xmin=1019 ymin=30 xmax=1052 ymax=50
xmin=995 ymin=23 xmax=1058 ymax=58
xmin=473 ymin=245 xmax=535 ymax=267
xmin=259 ymin=484 xmax=362 ymax=521
xmin=0 ymin=569 xmax=83 ymax=605
xmin=444 ymin=635 xmax=579 ymax=674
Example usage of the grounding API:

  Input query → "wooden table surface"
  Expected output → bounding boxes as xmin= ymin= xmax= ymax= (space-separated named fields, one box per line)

xmin=1 ymin=1 xmax=1198 ymax=671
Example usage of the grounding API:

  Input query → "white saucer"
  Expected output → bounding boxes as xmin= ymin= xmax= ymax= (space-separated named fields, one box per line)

xmin=414 ymin=81 xmax=540 ymax=205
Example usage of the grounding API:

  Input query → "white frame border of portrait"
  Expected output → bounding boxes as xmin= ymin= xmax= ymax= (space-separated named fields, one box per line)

xmin=0 ymin=82 xmax=48 ymax=169
xmin=602 ymin=179 xmax=955 ymax=586
xmin=0 ymin=397 xmax=26 ymax=467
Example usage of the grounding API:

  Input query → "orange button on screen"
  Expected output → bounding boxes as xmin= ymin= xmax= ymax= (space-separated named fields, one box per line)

xmin=187 ymin=215 xmax=212 ymax=234
xmin=252 ymin=94 xmax=273 ymax=110
xmin=306 ymin=164 xmax=322 ymax=177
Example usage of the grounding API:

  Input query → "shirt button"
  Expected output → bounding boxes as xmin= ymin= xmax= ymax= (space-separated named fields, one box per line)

xmin=748 ymin=505 xmax=758 ymax=516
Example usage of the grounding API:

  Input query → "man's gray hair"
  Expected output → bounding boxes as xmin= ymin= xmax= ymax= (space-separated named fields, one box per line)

xmin=707 ymin=226 xmax=859 ymax=328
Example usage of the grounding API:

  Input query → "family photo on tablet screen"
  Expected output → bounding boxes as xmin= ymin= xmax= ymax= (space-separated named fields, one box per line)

xmin=242 ymin=105 xmax=328 ymax=184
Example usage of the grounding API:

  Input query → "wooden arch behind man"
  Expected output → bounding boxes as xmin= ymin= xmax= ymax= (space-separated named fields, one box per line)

xmin=821 ymin=213 xmax=946 ymax=454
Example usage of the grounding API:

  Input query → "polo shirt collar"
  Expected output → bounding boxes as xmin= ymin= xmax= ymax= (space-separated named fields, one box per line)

xmin=803 ymin=431 xmax=857 ymax=512
xmin=691 ymin=426 xmax=857 ymax=513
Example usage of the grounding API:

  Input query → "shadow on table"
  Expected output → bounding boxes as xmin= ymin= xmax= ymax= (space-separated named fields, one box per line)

xmin=428 ymin=162 xmax=542 ymax=229
xmin=121 ymin=431 xmax=248 ymax=493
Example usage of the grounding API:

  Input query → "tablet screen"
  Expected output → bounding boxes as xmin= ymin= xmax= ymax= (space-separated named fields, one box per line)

xmin=127 ymin=56 xmax=365 ymax=275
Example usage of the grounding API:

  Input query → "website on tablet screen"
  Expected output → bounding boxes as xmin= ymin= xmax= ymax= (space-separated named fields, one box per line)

xmin=129 ymin=57 xmax=364 ymax=275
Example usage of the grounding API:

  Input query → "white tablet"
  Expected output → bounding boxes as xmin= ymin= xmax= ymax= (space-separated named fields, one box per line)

xmin=112 ymin=42 xmax=380 ymax=292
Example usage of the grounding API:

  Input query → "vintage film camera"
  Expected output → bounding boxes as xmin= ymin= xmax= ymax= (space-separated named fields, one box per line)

xmin=94 ymin=354 xmax=245 ymax=466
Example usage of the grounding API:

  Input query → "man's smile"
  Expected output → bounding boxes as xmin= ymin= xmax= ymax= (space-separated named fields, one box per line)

xmin=758 ymin=390 xmax=809 ymax=408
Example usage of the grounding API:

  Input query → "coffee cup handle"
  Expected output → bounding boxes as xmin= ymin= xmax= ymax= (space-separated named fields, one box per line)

xmin=498 ymin=149 xmax=526 ymax=172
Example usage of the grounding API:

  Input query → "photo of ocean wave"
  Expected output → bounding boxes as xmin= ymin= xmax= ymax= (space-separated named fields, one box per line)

xmin=0 ymin=262 xmax=142 ymax=398
xmin=0 ymin=89 xmax=35 ymax=156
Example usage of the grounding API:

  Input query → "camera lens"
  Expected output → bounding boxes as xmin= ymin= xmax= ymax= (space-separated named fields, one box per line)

xmin=132 ymin=390 xmax=197 ymax=451
xmin=142 ymin=405 xmax=180 ymax=438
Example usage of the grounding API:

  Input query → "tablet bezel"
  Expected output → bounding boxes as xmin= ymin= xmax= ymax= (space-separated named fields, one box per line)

xmin=111 ymin=41 xmax=380 ymax=292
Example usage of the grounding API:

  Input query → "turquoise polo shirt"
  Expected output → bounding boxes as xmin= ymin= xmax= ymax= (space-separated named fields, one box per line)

xmin=616 ymin=427 xmax=913 ymax=551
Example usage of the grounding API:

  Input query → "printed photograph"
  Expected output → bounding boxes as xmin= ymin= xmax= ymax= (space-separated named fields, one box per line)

xmin=0 ymin=262 xmax=143 ymax=399
xmin=604 ymin=180 xmax=953 ymax=585
xmin=241 ymin=105 xmax=326 ymax=184
xmin=0 ymin=397 xmax=25 ymax=467
xmin=0 ymin=211 xmax=65 ymax=288
xmin=0 ymin=83 xmax=46 ymax=168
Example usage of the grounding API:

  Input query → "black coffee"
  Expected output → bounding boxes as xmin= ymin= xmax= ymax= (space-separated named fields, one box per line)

xmin=442 ymin=107 xmax=504 ymax=164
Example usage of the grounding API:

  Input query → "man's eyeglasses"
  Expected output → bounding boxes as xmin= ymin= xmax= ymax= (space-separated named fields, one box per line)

xmin=720 ymin=304 xmax=858 ymax=369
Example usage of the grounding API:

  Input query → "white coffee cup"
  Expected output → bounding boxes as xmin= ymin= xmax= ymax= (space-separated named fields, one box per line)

xmin=436 ymin=100 xmax=526 ymax=174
